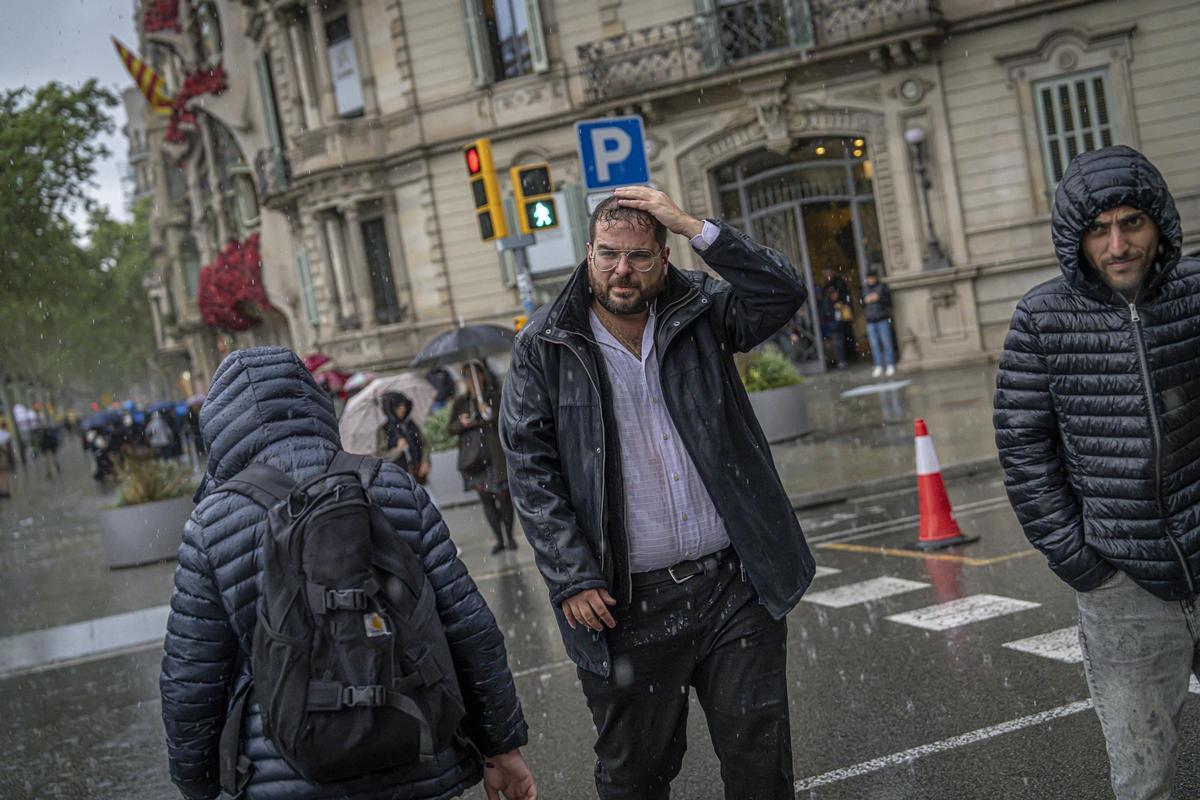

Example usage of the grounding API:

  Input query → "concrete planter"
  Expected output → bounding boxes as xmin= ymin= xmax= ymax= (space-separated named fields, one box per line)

xmin=98 ymin=495 xmax=193 ymax=569
xmin=748 ymin=384 xmax=811 ymax=444
xmin=427 ymin=449 xmax=476 ymax=509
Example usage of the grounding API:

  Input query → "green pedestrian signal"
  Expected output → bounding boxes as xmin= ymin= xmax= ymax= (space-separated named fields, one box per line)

xmin=527 ymin=199 xmax=557 ymax=230
xmin=511 ymin=163 xmax=559 ymax=234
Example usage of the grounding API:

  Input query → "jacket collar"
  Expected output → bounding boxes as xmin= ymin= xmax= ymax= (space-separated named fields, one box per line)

xmin=544 ymin=261 xmax=703 ymax=341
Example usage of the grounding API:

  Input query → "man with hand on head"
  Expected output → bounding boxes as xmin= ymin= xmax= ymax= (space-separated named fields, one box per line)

xmin=501 ymin=185 xmax=815 ymax=799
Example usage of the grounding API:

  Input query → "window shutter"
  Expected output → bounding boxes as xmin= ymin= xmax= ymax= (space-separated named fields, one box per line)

xmin=461 ymin=0 xmax=494 ymax=88
xmin=296 ymin=248 xmax=319 ymax=326
xmin=1033 ymin=69 xmax=1117 ymax=190
xmin=782 ymin=0 xmax=815 ymax=51
xmin=523 ymin=0 xmax=550 ymax=73
xmin=254 ymin=53 xmax=284 ymax=151
xmin=692 ymin=0 xmax=724 ymax=72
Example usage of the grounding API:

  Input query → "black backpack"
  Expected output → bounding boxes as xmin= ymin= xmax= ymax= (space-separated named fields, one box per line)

xmin=217 ymin=452 xmax=467 ymax=793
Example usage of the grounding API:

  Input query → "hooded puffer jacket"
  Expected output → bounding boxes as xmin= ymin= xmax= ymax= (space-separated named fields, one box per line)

xmin=994 ymin=145 xmax=1200 ymax=599
xmin=160 ymin=347 xmax=527 ymax=800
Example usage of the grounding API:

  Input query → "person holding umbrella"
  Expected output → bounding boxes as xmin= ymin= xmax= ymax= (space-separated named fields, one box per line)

xmin=447 ymin=360 xmax=516 ymax=555
xmin=374 ymin=391 xmax=430 ymax=484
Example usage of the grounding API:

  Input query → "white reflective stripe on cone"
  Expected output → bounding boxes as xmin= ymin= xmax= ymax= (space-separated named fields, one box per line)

xmin=916 ymin=435 xmax=940 ymax=476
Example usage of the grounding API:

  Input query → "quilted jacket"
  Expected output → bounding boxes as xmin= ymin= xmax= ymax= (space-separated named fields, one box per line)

xmin=159 ymin=347 xmax=527 ymax=800
xmin=994 ymin=145 xmax=1200 ymax=599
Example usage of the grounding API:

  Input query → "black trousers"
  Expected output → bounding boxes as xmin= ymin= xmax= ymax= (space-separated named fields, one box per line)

xmin=578 ymin=554 xmax=793 ymax=800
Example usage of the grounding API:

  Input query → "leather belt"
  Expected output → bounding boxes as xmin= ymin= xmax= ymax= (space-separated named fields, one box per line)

xmin=631 ymin=547 xmax=734 ymax=589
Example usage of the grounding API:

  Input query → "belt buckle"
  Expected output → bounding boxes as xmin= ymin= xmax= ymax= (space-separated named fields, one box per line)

xmin=667 ymin=563 xmax=696 ymax=584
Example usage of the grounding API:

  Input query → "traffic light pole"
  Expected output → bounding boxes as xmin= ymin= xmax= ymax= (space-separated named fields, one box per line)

xmin=496 ymin=226 xmax=537 ymax=316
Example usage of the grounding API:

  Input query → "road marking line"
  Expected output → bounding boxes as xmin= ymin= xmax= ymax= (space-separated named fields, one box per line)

xmin=0 ymin=604 xmax=170 ymax=678
xmin=510 ymin=659 xmax=574 ymax=679
xmin=813 ymin=565 xmax=841 ymax=579
xmin=818 ymin=541 xmax=1038 ymax=566
xmin=793 ymin=699 xmax=1095 ymax=791
xmin=807 ymin=496 xmax=1012 ymax=545
xmin=886 ymin=594 xmax=1040 ymax=631
xmin=1003 ymin=627 xmax=1082 ymax=663
xmin=801 ymin=577 xmax=928 ymax=609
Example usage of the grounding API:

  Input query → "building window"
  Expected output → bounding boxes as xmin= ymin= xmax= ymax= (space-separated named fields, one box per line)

xmin=325 ymin=14 xmax=364 ymax=117
xmin=1033 ymin=69 xmax=1117 ymax=188
xmin=181 ymin=239 xmax=201 ymax=299
xmin=295 ymin=249 xmax=319 ymax=326
xmin=360 ymin=217 xmax=404 ymax=325
xmin=463 ymin=0 xmax=548 ymax=87
xmin=196 ymin=1 xmax=223 ymax=68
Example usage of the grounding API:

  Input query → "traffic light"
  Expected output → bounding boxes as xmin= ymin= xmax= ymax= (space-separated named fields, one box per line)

xmin=510 ymin=163 xmax=559 ymax=235
xmin=463 ymin=138 xmax=507 ymax=242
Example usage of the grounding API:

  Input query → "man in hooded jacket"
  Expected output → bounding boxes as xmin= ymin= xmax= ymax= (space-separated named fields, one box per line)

xmin=994 ymin=145 xmax=1200 ymax=799
xmin=159 ymin=347 xmax=534 ymax=800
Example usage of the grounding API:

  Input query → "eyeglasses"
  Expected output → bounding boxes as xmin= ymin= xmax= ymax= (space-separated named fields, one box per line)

xmin=590 ymin=247 xmax=662 ymax=273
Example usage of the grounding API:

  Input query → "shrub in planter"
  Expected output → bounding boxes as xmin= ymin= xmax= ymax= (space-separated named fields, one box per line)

xmin=422 ymin=405 xmax=458 ymax=453
xmin=113 ymin=454 xmax=195 ymax=507
xmin=99 ymin=454 xmax=197 ymax=568
xmin=743 ymin=347 xmax=803 ymax=393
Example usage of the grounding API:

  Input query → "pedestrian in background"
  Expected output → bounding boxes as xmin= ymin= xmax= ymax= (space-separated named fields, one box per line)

xmin=448 ymin=361 xmax=516 ymax=555
xmin=862 ymin=271 xmax=896 ymax=378
xmin=818 ymin=283 xmax=848 ymax=368
xmin=38 ymin=425 xmax=62 ymax=478
xmin=145 ymin=411 xmax=176 ymax=460
xmin=994 ymin=145 xmax=1200 ymax=800
xmin=0 ymin=420 xmax=15 ymax=498
xmin=501 ymin=186 xmax=815 ymax=799
xmin=375 ymin=391 xmax=430 ymax=484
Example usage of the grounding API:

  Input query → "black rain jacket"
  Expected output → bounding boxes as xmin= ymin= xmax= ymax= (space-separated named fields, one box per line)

xmin=159 ymin=347 xmax=527 ymax=800
xmin=994 ymin=145 xmax=1200 ymax=599
xmin=499 ymin=220 xmax=816 ymax=676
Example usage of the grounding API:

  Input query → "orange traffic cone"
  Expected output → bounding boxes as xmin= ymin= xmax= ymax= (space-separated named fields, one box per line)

xmin=914 ymin=419 xmax=977 ymax=550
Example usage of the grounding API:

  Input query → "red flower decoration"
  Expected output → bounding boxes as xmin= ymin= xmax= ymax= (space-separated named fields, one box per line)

xmin=197 ymin=233 xmax=271 ymax=332
xmin=143 ymin=0 xmax=181 ymax=33
xmin=164 ymin=65 xmax=228 ymax=145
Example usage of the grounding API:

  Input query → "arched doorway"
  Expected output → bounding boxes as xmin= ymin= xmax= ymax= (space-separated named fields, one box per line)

xmin=714 ymin=137 xmax=885 ymax=372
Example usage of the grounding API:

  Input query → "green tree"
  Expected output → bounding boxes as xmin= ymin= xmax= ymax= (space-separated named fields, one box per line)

xmin=0 ymin=81 xmax=158 ymax=403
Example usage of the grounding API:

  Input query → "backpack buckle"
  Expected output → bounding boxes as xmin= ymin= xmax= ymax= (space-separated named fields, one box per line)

xmin=342 ymin=685 xmax=385 ymax=708
xmin=324 ymin=588 xmax=367 ymax=611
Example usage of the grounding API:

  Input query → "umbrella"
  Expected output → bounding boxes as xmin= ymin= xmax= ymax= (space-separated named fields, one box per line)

xmin=313 ymin=370 xmax=350 ymax=394
xmin=338 ymin=373 xmax=437 ymax=456
xmin=344 ymin=371 xmax=378 ymax=395
xmin=410 ymin=324 xmax=514 ymax=371
xmin=186 ymin=393 xmax=206 ymax=407
xmin=83 ymin=409 xmax=122 ymax=430
xmin=303 ymin=352 xmax=333 ymax=373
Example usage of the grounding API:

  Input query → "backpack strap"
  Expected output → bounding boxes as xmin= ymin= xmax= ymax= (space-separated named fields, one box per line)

xmin=221 ymin=463 xmax=297 ymax=509
xmin=329 ymin=451 xmax=381 ymax=489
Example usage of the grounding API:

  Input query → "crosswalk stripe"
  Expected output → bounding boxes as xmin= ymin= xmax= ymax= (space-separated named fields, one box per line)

xmin=1002 ymin=627 xmax=1081 ymax=663
xmin=801 ymin=576 xmax=928 ymax=609
xmin=0 ymin=604 xmax=170 ymax=677
xmin=813 ymin=566 xmax=841 ymax=579
xmin=886 ymin=594 xmax=1040 ymax=631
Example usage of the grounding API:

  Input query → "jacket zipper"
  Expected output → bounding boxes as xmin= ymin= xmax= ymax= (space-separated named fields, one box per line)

xmin=1129 ymin=302 xmax=1195 ymax=598
xmin=540 ymin=333 xmax=610 ymax=585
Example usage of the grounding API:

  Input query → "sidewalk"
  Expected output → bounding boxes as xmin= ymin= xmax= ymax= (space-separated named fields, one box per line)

xmin=771 ymin=362 xmax=1001 ymax=508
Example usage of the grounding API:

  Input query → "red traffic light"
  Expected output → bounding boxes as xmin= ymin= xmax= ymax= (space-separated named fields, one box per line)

xmin=465 ymin=146 xmax=482 ymax=176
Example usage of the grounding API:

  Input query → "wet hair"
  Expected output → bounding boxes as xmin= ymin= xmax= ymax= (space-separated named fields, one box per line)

xmin=866 ymin=271 xmax=880 ymax=281
xmin=588 ymin=194 xmax=667 ymax=248
xmin=380 ymin=392 xmax=412 ymax=417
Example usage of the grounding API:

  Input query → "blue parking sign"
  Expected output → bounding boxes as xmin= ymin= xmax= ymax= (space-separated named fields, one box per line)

xmin=576 ymin=116 xmax=650 ymax=192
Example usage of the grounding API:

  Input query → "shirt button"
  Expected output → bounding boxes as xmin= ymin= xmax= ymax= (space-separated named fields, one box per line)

xmin=681 ymin=513 xmax=689 ymax=521
xmin=673 ymin=473 xmax=680 ymax=481
xmin=662 ymin=433 xmax=670 ymax=441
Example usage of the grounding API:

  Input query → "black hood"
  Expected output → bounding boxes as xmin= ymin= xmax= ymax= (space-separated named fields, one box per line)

xmin=195 ymin=347 xmax=340 ymax=501
xmin=1051 ymin=145 xmax=1183 ymax=300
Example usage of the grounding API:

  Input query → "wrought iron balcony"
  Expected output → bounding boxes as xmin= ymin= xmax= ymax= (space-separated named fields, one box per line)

xmin=578 ymin=0 xmax=941 ymax=103
xmin=253 ymin=146 xmax=291 ymax=199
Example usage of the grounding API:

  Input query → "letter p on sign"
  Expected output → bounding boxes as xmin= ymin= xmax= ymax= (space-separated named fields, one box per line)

xmin=576 ymin=116 xmax=650 ymax=192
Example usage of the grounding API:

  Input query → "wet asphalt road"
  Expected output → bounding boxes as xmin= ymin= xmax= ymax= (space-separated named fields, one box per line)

xmin=3 ymin=367 xmax=1199 ymax=799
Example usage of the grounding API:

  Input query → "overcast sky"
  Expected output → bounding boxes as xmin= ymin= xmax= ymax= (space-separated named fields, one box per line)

xmin=0 ymin=0 xmax=140 ymax=224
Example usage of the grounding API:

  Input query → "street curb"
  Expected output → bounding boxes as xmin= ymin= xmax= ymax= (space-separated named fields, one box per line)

xmin=788 ymin=454 xmax=1002 ymax=512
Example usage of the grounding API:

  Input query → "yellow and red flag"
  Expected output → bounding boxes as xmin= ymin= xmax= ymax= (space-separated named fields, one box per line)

xmin=112 ymin=37 xmax=174 ymax=115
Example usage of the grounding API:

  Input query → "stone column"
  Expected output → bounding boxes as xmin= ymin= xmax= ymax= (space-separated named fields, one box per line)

xmin=307 ymin=1 xmax=338 ymax=123
xmin=341 ymin=201 xmax=376 ymax=328
xmin=323 ymin=212 xmax=359 ymax=327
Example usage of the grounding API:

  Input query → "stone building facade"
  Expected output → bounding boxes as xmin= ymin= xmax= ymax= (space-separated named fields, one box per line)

xmin=139 ymin=0 xmax=1200 ymax=388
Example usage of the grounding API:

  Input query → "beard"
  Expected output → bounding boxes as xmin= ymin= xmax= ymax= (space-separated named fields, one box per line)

xmin=589 ymin=272 xmax=665 ymax=315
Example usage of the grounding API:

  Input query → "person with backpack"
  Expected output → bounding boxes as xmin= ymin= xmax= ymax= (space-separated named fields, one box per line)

xmin=160 ymin=347 xmax=535 ymax=800
xmin=375 ymin=391 xmax=430 ymax=484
